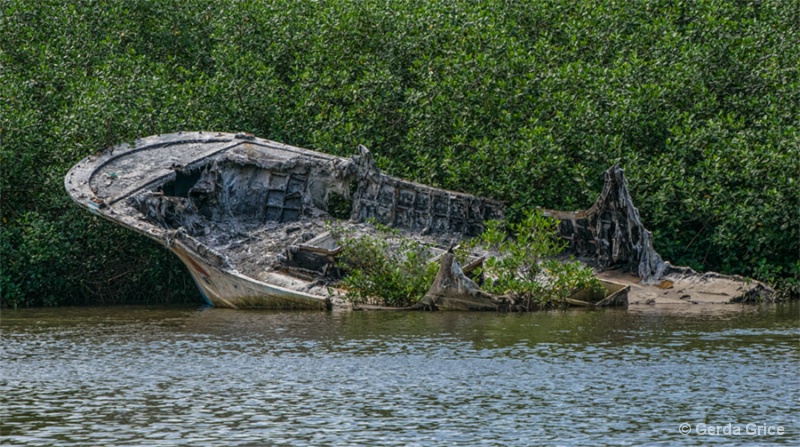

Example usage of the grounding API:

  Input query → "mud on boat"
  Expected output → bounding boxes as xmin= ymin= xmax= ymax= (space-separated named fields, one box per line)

xmin=65 ymin=132 xmax=772 ymax=309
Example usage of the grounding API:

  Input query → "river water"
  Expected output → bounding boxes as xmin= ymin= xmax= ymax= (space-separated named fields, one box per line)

xmin=1 ymin=304 xmax=798 ymax=446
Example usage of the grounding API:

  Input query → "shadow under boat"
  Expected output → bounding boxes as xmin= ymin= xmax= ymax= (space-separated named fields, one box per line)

xmin=65 ymin=131 xmax=773 ymax=310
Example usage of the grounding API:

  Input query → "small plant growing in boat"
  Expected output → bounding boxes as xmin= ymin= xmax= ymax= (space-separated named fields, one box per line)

xmin=470 ymin=210 xmax=602 ymax=310
xmin=335 ymin=225 xmax=439 ymax=307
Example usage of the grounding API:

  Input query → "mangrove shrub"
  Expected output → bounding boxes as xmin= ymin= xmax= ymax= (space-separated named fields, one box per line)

xmin=471 ymin=211 xmax=602 ymax=309
xmin=335 ymin=225 xmax=439 ymax=307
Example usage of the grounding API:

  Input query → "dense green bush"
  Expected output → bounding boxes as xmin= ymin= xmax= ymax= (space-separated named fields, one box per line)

xmin=2 ymin=0 xmax=798 ymax=306
xmin=471 ymin=211 xmax=602 ymax=310
xmin=335 ymin=225 xmax=439 ymax=308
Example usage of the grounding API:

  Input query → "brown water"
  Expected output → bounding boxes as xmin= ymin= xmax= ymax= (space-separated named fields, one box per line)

xmin=2 ymin=304 xmax=798 ymax=446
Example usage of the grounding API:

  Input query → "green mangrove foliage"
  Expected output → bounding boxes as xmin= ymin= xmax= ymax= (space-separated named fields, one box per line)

xmin=334 ymin=212 xmax=601 ymax=310
xmin=2 ymin=0 xmax=798 ymax=306
xmin=470 ymin=211 xmax=603 ymax=310
xmin=335 ymin=225 xmax=439 ymax=308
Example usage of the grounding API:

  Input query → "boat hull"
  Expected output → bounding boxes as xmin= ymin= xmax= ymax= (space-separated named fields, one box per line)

xmin=63 ymin=132 xmax=341 ymax=309
xmin=170 ymin=241 xmax=329 ymax=309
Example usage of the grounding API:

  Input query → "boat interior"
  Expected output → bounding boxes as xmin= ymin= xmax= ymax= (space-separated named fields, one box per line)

xmin=127 ymin=142 xmax=503 ymax=280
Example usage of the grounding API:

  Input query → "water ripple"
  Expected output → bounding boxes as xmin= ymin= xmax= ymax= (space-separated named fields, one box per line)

xmin=1 ymin=304 xmax=798 ymax=446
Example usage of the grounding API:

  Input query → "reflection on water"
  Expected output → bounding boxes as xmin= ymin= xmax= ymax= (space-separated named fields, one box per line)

xmin=1 ymin=304 xmax=798 ymax=446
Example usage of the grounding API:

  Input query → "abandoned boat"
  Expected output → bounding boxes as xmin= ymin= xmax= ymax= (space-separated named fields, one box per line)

xmin=65 ymin=131 xmax=772 ymax=309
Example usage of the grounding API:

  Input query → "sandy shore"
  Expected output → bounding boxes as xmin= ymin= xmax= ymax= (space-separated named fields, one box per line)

xmin=597 ymin=268 xmax=772 ymax=306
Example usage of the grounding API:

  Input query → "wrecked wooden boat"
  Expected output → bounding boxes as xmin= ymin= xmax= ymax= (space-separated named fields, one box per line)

xmin=65 ymin=131 xmax=506 ymax=309
xmin=65 ymin=131 xmax=772 ymax=310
